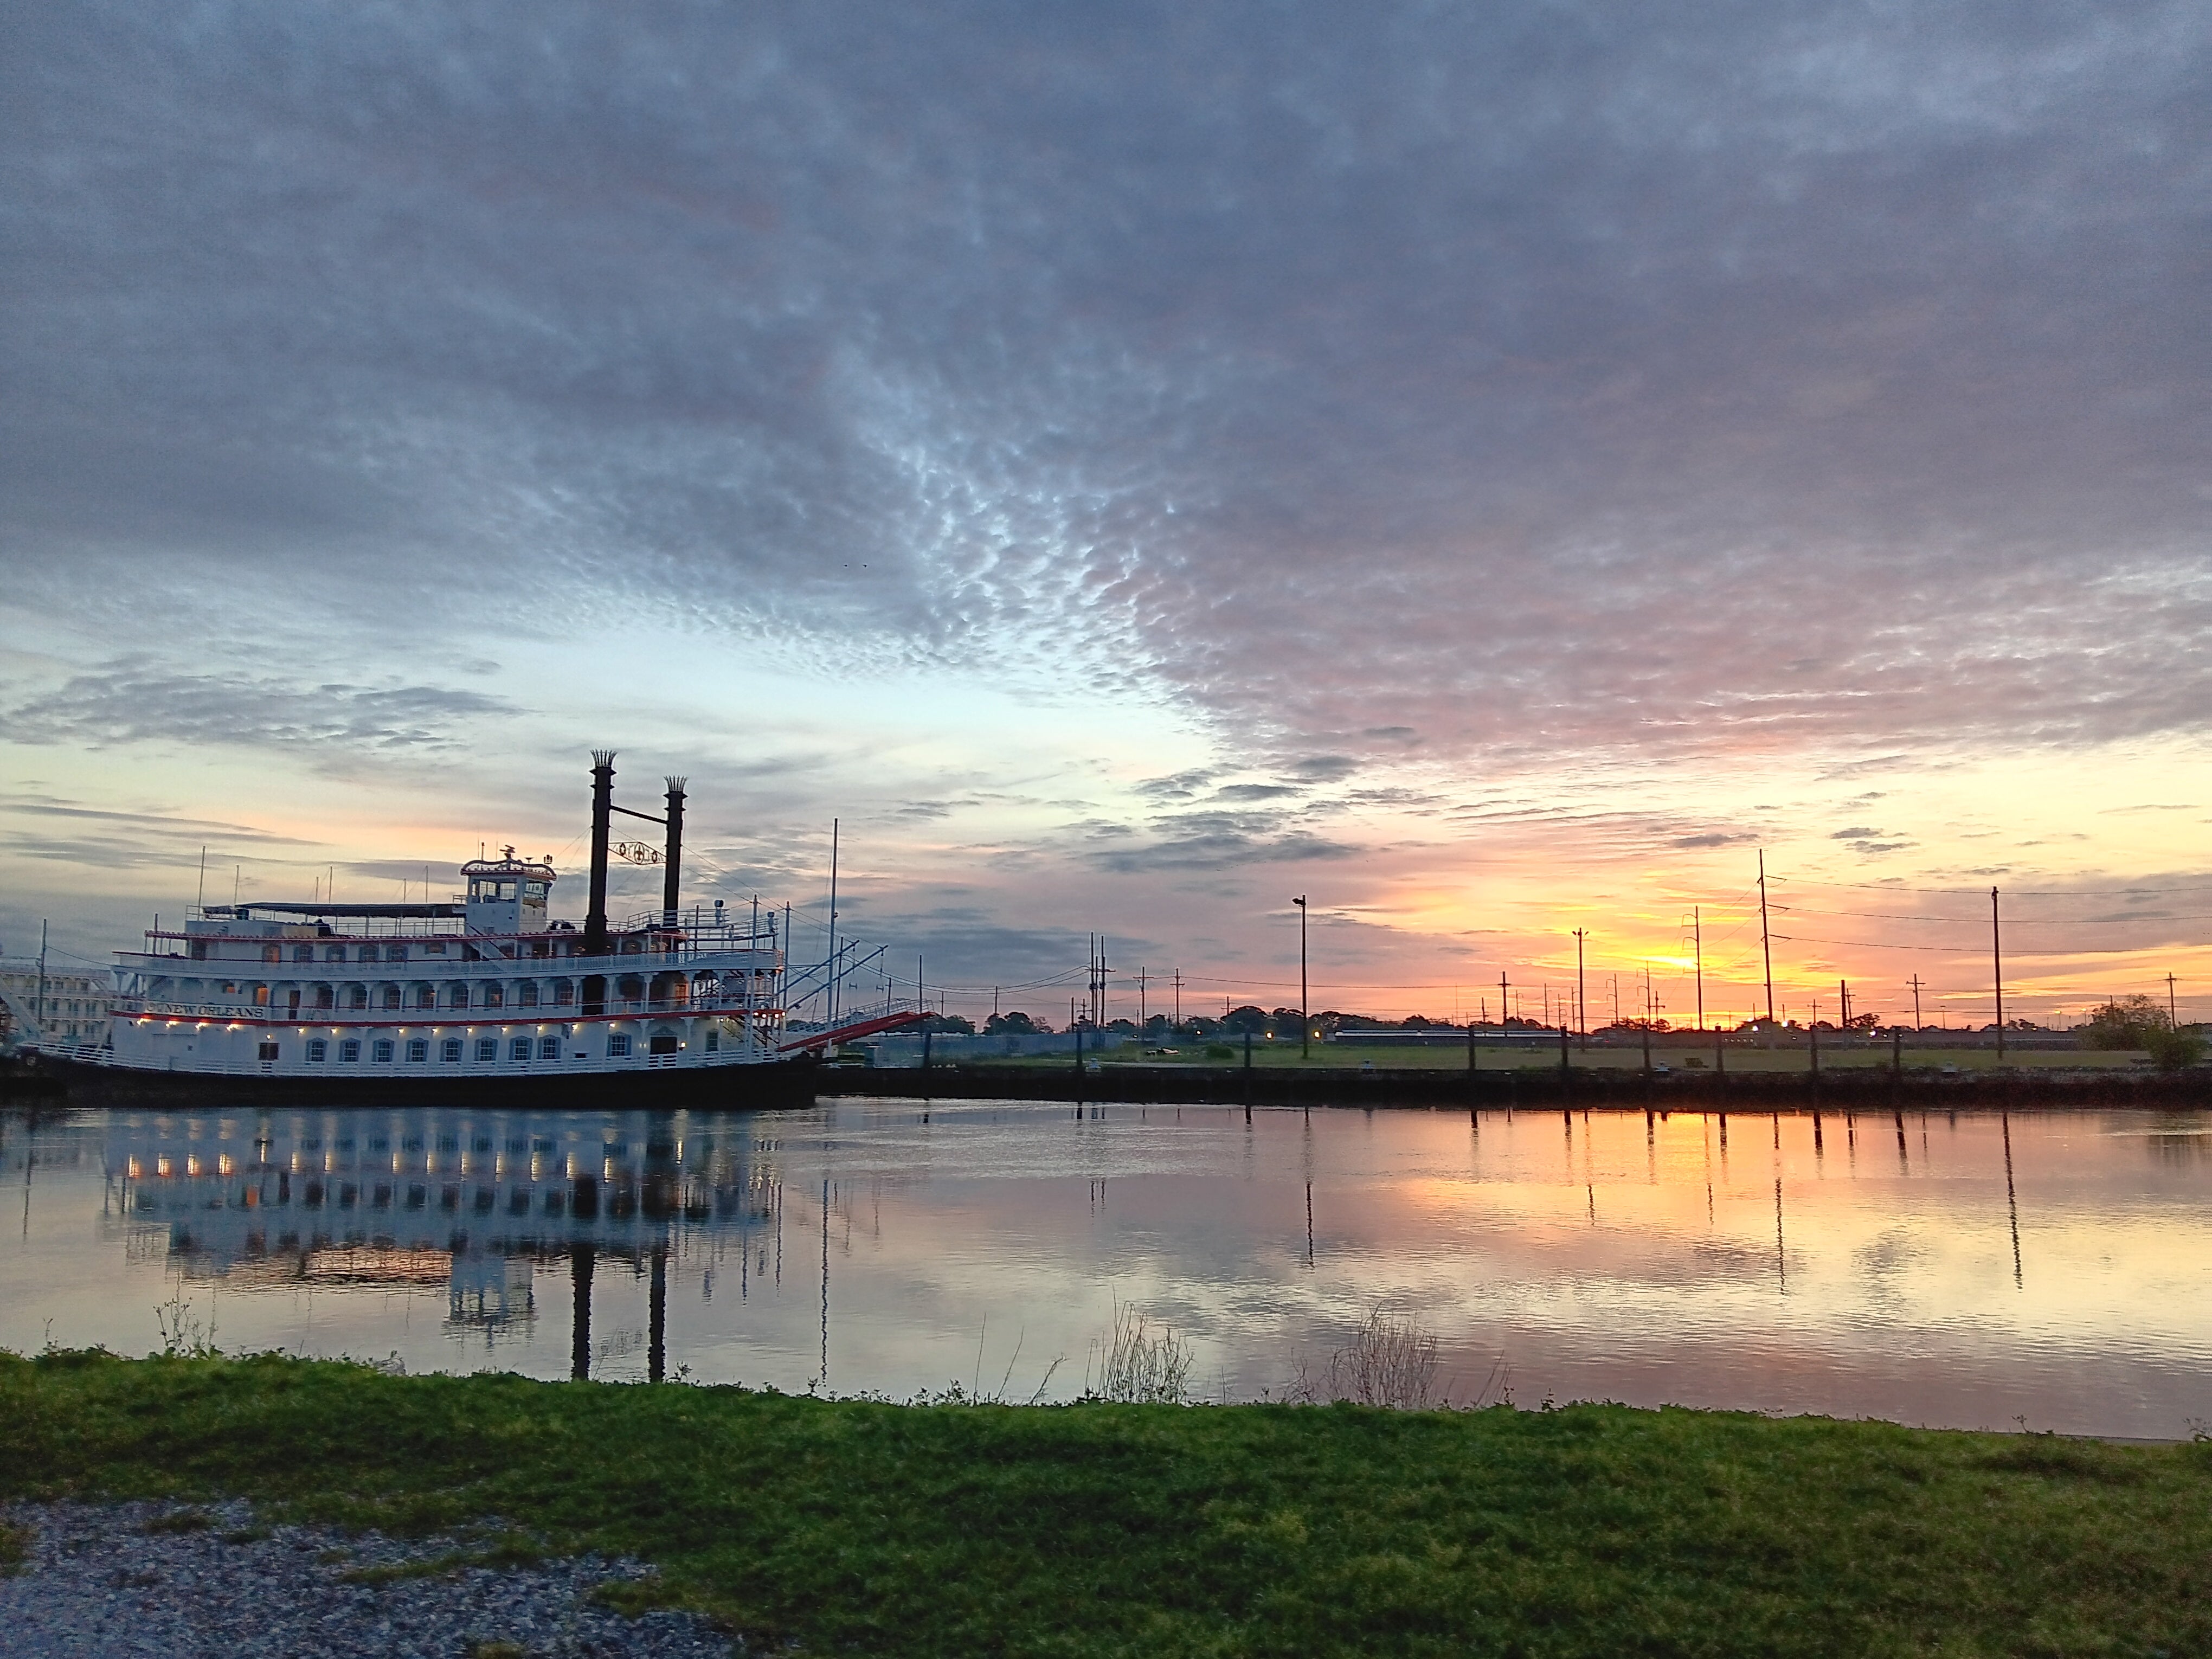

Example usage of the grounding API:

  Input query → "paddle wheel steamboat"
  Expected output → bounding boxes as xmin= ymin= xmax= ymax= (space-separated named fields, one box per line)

xmin=36 ymin=752 xmax=918 ymax=1104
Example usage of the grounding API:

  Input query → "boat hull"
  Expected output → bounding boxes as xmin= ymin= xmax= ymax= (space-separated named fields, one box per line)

xmin=32 ymin=1052 xmax=826 ymax=1111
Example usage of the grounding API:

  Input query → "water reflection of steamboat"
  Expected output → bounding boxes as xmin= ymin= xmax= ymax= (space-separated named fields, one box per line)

xmin=43 ymin=751 xmax=920 ymax=1104
xmin=110 ymin=1106 xmax=783 ymax=1377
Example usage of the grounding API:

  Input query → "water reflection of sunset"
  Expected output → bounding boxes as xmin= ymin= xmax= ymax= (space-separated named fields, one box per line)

xmin=2 ymin=1103 xmax=2206 ymax=1438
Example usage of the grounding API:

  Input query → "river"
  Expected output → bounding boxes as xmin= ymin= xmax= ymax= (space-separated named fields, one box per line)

xmin=3 ymin=1099 xmax=2206 ymax=1437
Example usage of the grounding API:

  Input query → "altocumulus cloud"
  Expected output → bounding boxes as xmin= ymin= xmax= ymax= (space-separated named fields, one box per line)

xmin=2 ymin=661 xmax=520 ymax=756
xmin=2 ymin=0 xmax=2207 ymax=769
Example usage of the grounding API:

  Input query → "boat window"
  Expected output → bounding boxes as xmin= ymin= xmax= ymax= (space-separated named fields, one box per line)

xmin=467 ymin=881 xmax=483 ymax=901
xmin=483 ymin=985 xmax=504 ymax=1008
xmin=475 ymin=1038 xmax=498 ymax=1062
xmin=406 ymin=1039 xmax=428 ymax=1062
xmin=257 ymin=1040 xmax=279 ymax=1062
xmin=607 ymin=1033 xmax=632 ymax=1058
xmin=293 ymin=946 xmax=314 ymax=963
xmin=441 ymin=1039 xmax=463 ymax=1063
xmin=371 ymin=1039 xmax=393 ymax=1062
xmin=306 ymin=1039 xmax=327 ymax=1063
xmin=518 ymin=982 xmax=539 ymax=1007
xmin=189 ymin=941 xmax=208 ymax=960
xmin=498 ymin=882 xmax=518 ymax=901
xmin=553 ymin=980 xmax=574 ymax=1006
xmin=524 ymin=883 xmax=548 ymax=902
xmin=538 ymin=1038 xmax=560 ymax=1060
xmin=509 ymin=1038 xmax=531 ymax=1061
xmin=325 ymin=946 xmax=346 ymax=962
xmin=339 ymin=1039 xmax=361 ymax=1063
xmin=386 ymin=945 xmax=407 ymax=962
xmin=262 ymin=946 xmax=280 ymax=963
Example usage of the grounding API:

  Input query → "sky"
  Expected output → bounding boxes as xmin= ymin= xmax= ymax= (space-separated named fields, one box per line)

xmin=3 ymin=0 xmax=2209 ymax=1028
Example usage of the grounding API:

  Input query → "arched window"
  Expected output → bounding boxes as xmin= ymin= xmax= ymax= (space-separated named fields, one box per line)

xmin=481 ymin=982 xmax=504 ymax=1009
xmin=518 ymin=981 xmax=539 ymax=1007
xmin=447 ymin=982 xmax=471 ymax=1009
xmin=293 ymin=946 xmax=315 ymax=963
xmin=552 ymin=979 xmax=575 ymax=1007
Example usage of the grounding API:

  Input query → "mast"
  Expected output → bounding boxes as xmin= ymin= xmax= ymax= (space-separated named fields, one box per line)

xmin=826 ymin=818 xmax=839 ymax=1027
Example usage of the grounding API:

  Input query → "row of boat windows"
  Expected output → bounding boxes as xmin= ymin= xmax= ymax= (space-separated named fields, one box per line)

xmin=467 ymin=880 xmax=549 ymax=902
xmin=188 ymin=938 xmax=668 ymax=963
xmin=267 ymin=1033 xmax=660 ymax=1064
xmin=170 ymin=977 xmax=737 ymax=1008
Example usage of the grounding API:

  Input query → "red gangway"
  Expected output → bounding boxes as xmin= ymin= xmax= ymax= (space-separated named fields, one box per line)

xmin=776 ymin=1008 xmax=930 ymax=1057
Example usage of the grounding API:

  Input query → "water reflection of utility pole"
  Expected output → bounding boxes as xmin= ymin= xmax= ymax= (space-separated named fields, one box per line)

xmin=1894 ymin=1111 xmax=1909 ymax=1174
xmin=2001 ymin=1112 xmax=2023 ymax=1289
xmin=1702 ymin=1115 xmax=1715 ymax=1227
xmin=1305 ymin=1181 xmax=1314 ymax=1269
xmin=1774 ymin=1178 xmax=1786 ymax=1292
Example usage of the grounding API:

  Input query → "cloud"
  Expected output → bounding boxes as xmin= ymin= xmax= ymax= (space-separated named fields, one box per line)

xmin=1 ymin=0 xmax=2201 ymax=770
xmin=0 ymin=790 xmax=324 ymax=873
xmin=1 ymin=660 xmax=522 ymax=757
xmin=1091 ymin=826 xmax=1364 ymax=874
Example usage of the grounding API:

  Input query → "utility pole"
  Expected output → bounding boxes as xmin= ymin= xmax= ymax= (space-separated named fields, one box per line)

xmin=35 ymin=919 xmax=49 ymax=1046
xmin=1908 ymin=974 xmax=1925 ymax=1032
xmin=1499 ymin=970 xmax=1509 ymax=1034
xmin=1758 ymin=849 xmax=1776 ymax=1024
xmin=1693 ymin=907 xmax=1705 ymax=1032
xmin=1574 ymin=929 xmax=1587 ymax=1050
xmin=1991 ymin=887 xmax=2005 ymax=1063
xmin=1174 ymin=968 xmax=1181 ymax=1027
xmin=1840 ymin=979 xmax=1849 ymax=1030
xmin=2167 ymin=973 xmax=2179 ymax=1031
xmin=1139 ymin=967 xmax=1147 ymax=1027
xmin=1293 ymin=896 xmax=1309 ymax=1060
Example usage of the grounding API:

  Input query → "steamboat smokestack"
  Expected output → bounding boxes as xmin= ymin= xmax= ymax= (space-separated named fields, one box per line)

xmin=662 ymin=776 xmax=686 ymax=928
xmin=584 ymin=749 xmax=615 ymax=955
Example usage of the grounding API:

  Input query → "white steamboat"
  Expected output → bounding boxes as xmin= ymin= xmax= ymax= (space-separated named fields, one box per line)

xmin=59 ymin=753 xmax=913 ymax=1104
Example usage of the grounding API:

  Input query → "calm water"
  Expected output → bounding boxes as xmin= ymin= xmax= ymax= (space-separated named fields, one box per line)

xmin=3 ymin=1100 xmax=2208 ymax=1437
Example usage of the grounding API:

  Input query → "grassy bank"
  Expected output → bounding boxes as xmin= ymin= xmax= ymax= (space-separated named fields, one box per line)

xmin=5 ymin=1354 xmax=2210 ymax=1656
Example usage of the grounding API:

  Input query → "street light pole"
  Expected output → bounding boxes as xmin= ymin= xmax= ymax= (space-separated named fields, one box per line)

xmin=1293 ymin=896 xmax=1309 ymax=1060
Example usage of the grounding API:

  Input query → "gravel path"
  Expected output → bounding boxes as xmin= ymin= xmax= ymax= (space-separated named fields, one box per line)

xmin=0 ymin=1499 xmax=738 ymax=1658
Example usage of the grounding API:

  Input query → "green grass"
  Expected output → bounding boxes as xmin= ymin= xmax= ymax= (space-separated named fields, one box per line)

xmin=5 ymin=1351 xmax=2209 ymax=1657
